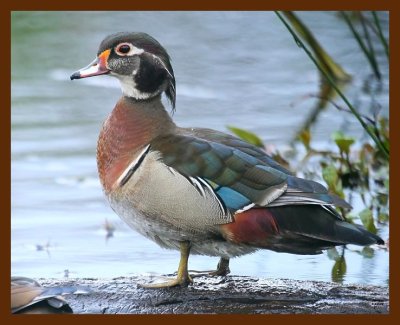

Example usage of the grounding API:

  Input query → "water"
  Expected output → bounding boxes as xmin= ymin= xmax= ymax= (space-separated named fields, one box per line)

xmin=11 ymin=11 xmax=389 ymax=285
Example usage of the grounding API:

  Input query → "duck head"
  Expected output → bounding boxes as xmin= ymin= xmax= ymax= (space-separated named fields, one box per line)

xmin=70 ymin=32 xmax=176 ymax=108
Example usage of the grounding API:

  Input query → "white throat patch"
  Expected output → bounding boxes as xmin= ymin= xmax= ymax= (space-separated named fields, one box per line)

xmin=114 ymin=74 xmax=159 ymax=99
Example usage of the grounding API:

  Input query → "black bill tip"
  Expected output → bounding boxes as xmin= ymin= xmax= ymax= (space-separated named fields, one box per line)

xmin=70 ymin=72 xmax=81 ymax=80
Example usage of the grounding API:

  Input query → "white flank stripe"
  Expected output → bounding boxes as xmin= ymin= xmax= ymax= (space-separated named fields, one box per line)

xmin=196 ymin=177 xmax=227 ymax=215
xmin=189 ymin=177 xmax=206 ymax=197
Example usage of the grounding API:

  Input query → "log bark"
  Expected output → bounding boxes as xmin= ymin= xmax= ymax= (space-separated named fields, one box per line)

xmin=39 ymin=275 xmax=388 ymax=314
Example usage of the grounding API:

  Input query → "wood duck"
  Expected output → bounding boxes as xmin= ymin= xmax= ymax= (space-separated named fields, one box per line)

xmin=70 ymin=32 xmax=384 ymax=288
xmin=11 ymin=276 xmax=90 ymax=314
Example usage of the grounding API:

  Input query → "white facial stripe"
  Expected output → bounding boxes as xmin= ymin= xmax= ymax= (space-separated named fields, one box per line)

xmin=130 ymin=46 xmax=144 ymax=56
xmin=152 ymin=54 xmax=176 ymax=93
xmin=152 ymin=54 xmax=173 ymax=79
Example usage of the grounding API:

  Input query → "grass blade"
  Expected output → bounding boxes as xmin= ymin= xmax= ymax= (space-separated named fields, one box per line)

xmin=372 ymin=11 xmax=389 ymax=59
xmin=340 ymin=11 xmax=381 ymax=80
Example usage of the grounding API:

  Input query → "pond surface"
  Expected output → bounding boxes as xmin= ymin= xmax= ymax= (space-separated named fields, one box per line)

xmin=11 ymin=11 xmax=389 ymax=285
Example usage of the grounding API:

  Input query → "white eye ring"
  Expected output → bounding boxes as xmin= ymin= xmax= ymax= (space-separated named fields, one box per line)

xmin=115 ymin=43 xmax=144 ymax=56
xmin=115 ymin=43 xmax=133 ymax=56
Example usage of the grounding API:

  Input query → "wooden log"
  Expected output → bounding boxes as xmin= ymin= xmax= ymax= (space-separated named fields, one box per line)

xmin=38 ymin=275 xmax=388 ymax=314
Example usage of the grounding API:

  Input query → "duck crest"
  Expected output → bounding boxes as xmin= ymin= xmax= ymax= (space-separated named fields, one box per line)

xmin=97 ymin=96 xmax=175 ymax=193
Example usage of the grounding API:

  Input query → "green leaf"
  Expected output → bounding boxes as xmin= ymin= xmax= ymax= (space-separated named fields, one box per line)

xmin=359 ymin=208 xmax=377 ymax=234
xmin=322 ymin=164 xmax=339 ymax=190
xmin=331 ymin=255 xmax=347 ymax=283
xmin=361 ymin=246 xmax=375 ymax=258
xmin=332 ymin=131 xmax=355 ymax=155
xmin=379 ymin=117 xmax=389 ymax=141
xmin=378 ymin=213 xmax=389 ymax=223
xmin=377 ymin=193 xmax=388 ymax=206
xmin=227 ymin=126 xmax=264 ymax=148
xmin=384 ymin=178 xmax=389 ymax=191
xmin=321 ymin=164 xmax=345 ymax=198
xmin=298 ymin=128 xmax=311 ymax=150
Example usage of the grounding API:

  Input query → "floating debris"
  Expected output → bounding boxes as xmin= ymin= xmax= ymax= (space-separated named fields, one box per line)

xmin=103 ymin=219 xmax=116 ymax=241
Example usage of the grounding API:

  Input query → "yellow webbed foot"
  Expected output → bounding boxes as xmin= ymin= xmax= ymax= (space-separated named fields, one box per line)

xmin=139 ymin=241 xmax=193 ymax=289
xmin=189 ymin=257 xmax=230 ymax=278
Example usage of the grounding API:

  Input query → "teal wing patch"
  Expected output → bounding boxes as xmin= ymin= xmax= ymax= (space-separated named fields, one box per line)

xmin=151 ymin=134 xmax=288 ymax=212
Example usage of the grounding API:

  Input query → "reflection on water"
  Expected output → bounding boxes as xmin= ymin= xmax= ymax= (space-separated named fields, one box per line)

xmin=11 ymin=11 xmax=388 ymax=285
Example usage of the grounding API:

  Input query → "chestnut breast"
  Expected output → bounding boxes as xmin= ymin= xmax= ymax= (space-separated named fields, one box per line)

xmin=96 ymin=96 xmax=175 ymax=193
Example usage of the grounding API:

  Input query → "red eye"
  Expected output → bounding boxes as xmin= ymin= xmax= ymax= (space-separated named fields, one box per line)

xmin=116 ymin=44 xmax=131 ymax=55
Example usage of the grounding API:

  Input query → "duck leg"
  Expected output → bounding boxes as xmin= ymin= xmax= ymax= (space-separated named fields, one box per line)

xmin=190 ymin=257 xmax=230 ymax=278
xmin=213 ymin=257 xmax=230 ymax=276
xmin=139 ymin=241 xmax=193 ymax=288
